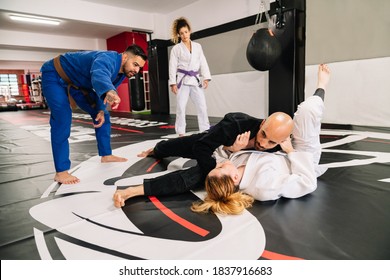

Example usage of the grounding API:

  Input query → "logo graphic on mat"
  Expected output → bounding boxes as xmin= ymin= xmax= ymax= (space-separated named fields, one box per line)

xmin=29 ymin=139 xmax=266 ymax=260
xmin=29 ymin=130 xmax=390 ymax=260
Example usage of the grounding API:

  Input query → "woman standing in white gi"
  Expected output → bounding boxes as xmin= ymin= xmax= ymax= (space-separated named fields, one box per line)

xmin=169 ymin=17 xmax=211 ymax=136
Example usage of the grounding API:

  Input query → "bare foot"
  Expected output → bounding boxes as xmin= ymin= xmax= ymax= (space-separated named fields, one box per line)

xmin=54 ymin=171 xmax=80 ymax=184
xmin=101 ymin=155 xmax=128 ymax=163
xmin=137 ymin=148 xmax=154 ymax=157
xmin=113 ymin=185 xmax=145 ymax=208
xmin=317 ymin=64 xmax=331 ymax=90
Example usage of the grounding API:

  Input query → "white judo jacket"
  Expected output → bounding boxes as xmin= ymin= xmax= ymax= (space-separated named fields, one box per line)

xmin=237 ymin=150 xmax=317 ymax=201
xmin=169 ymin=41 xmax=211 ymax=87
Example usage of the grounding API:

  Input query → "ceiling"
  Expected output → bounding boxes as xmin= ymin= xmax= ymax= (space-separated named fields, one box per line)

xmin=83 ymin=0 xmax=199 ymax=14
xmin=0 ymin=0 xmax=200 ymax=39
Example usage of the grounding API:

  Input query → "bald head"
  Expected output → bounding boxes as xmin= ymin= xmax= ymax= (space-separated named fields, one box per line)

xmin=255 ymin=112 xmax=293 ymax=151
xmin=264 ymin=112 xmax=294 ymax=139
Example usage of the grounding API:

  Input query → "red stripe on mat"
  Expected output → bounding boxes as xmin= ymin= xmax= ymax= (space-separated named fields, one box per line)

xmin=73 ymin=120 xmax=143 ymax=134
xmin=146 ymin=160 xmax=161 ymax=172
xmin=112 ymin=126 xmax=144 ymax=134
xmin=261 ymin=250 xmax=303 ymax=260
xmin=149 ymin=196 xmax=210 ymax=237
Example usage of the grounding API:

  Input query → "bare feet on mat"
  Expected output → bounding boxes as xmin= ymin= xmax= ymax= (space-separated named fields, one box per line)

xmin=101 ymin=155 xmax=128 ymax=163
xmin=54 ymin=171 xmax=80 ymax=184
xmin=317 ymin=63 xmax=331 ymax=90
xmin=137 ymin=148 xmax=154 ymax=157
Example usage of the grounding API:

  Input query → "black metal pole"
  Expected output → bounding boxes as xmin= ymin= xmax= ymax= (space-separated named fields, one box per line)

xmin=268 ymin=0 xmax=306 ymax=117
xmin=148 ymin=39 xmax=170 ymax=114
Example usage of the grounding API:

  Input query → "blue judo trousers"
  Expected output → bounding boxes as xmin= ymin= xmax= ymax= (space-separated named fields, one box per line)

xmin=40 ymin=51 xmax=126 ymax=172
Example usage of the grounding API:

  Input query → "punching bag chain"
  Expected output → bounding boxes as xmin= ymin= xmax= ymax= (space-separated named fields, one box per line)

xmin=254 ymin=0 xmax=273 ymax=30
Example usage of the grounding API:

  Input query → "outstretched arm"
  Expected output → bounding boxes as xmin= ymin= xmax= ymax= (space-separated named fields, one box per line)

xmin=113 ymin=185 xmax=144 ymax=208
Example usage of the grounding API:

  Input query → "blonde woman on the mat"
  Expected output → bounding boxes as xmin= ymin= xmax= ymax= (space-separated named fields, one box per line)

xmin=191 ymin=64 xmax=331 ymax=215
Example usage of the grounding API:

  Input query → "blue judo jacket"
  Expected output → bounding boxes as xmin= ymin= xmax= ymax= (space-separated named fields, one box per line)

xmin=41 ymin=50 xmax=126 ymax=110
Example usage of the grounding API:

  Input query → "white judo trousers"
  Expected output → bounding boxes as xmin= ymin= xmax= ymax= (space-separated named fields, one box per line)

xmin=175 ymin=84 xmax=210 ymax=135
xmin=291 ymin=95 xmax=326 ymax=176
xmin=169 ymin=41 xmax=212 ymax=135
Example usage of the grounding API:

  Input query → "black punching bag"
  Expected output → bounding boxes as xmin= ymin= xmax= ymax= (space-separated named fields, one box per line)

xmin=246 ymin=28 xmax=281 ymax=71
xmin=129 ymin=73 xmax=145 ymax=111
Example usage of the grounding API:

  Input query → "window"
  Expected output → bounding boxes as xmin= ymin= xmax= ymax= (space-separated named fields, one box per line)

xmin=0 ymin=74 xmax=19 ymax=96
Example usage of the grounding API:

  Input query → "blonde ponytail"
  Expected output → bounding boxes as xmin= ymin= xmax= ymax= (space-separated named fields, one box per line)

xmin=191 ymin=175 xmax=254 ymax=215
xmin=191 ymin=192 xmax=254 ymax=215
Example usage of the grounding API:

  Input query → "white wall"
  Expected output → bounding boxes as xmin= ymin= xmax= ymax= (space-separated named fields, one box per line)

xmin=170 ymin=71 xmax=269 ymax=119
xmin=165 ymin=0 xmax=270 ymax=120
xmin=166 ymin=0 xmax=390 ymax=127
xmin=0 ymin=60 xmax=44 ymax=73
xmin=305 ymin=57 xmax=390 ymax=127
xmin=171 ymin=57 xmax=390 ymax=128
xmin=306 ymin=0 xmax=390 ymax=64
xmin=162 ymin=0 xmax=262 ymax=39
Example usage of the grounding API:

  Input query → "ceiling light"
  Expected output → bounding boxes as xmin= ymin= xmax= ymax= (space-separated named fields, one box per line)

xmin=10 ymin=14 xmax=61 ymax=26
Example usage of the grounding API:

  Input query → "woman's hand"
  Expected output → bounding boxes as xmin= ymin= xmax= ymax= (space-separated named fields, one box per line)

xmin=203 ymin=80 xmax=209 ymax=89
xmin=280 ymin=136 xmax=295 ymax=154
xmin=170 ymin=84 xmax=178 ymax=95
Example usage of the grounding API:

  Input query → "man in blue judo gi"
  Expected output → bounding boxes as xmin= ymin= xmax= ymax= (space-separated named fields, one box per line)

xmin=41 ymin=44 xmax=147 ymax=184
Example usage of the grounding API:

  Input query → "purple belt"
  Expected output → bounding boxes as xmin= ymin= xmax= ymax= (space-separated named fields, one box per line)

xmin=177 ymin=69 xmax=200 ymax=89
